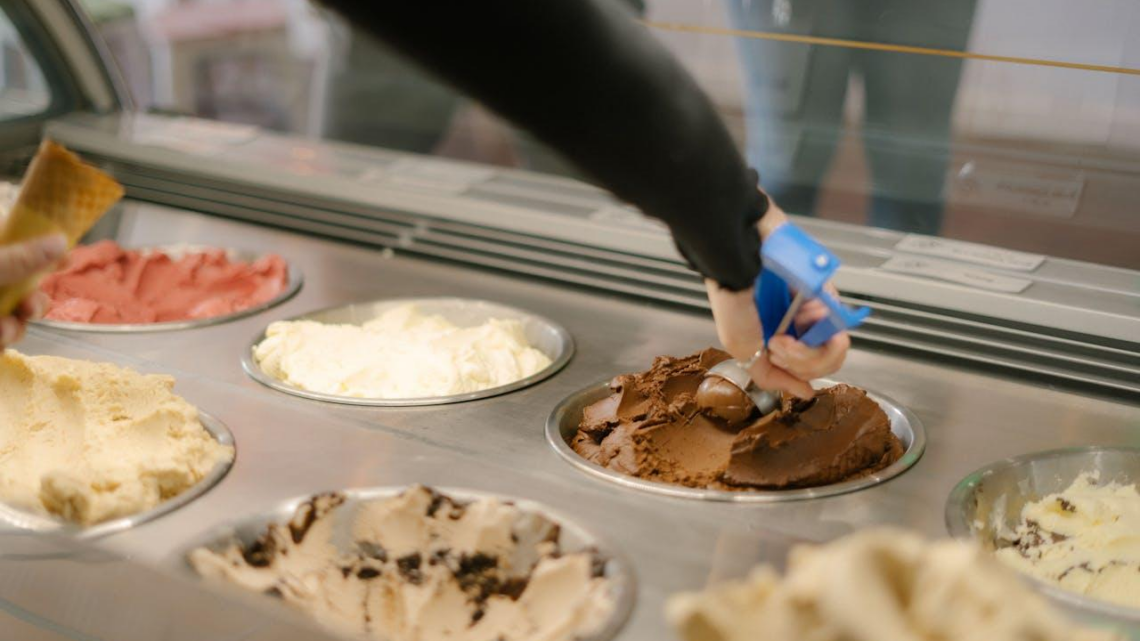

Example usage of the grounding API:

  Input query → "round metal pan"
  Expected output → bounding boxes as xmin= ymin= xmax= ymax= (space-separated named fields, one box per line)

xmin=0 ymin=412 xmax=235 ymax=540
xmin=176 ymin=486 xmax=636 ymax=641
xmin=945 ymin=446 xmax=1140 ymax=625
xmin=33 ymin=244 xmax=302 ymax=333
xmin=547 ymin=379 xmax=925 ymax=503
xmin=243 ymin=297 xmax=574 ymax=406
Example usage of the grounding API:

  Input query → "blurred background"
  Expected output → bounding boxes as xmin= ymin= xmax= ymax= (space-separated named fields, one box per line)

xmin=3 ymin=0 xmax=1137 ymax=268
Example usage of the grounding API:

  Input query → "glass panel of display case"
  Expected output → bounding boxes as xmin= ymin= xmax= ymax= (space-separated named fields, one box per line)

xmin=76 ymin=0 xmax=1140 ymax=268
xmin=0 ymin=7 xmax=52 ymax=120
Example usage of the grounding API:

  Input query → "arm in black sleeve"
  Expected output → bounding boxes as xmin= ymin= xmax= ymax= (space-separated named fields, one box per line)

xmin=319 ymin=0 xmax=767 ymax=290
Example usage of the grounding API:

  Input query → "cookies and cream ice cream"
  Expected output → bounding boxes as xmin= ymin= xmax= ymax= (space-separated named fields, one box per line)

xmin=189 ymin=485 xmax=615 ymax=641
xmin=571 ymin=348 xmax=902 ymax=490
xmin=40 ymin=240 xmax=289 ymax=324
xmin=253 ymin=303 xmax=552 ymax=399
xmin=668 ymin=528 xmax=1123 ymax=641
xmin=996 ymin=473 xmax=1140 ymax=609
xmin=0 ymin=351 xmax=233 ymax=525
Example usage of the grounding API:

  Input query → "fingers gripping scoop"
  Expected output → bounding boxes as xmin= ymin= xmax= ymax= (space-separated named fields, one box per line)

xmin=700 ymin=223 xmax=872 ymax=417
xmin=757 ymin=223 xmax=870 ymax=348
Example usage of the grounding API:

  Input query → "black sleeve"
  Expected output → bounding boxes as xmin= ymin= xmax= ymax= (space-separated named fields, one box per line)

xmin=319 ymin=0 xmax=767 ymax=291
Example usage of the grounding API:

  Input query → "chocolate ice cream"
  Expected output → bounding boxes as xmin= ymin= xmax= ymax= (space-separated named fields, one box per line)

xmin=571 ymin=349 xmax=903 ymax=490
xmin=695 ymin=375 xmax=755 ymax=425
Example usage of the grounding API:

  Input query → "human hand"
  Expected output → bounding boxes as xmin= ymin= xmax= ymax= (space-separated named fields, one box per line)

xmin=704 ymin=201 xmax=849 ymax=399
xmin=0 ymin=234 xmax=66 ymax=347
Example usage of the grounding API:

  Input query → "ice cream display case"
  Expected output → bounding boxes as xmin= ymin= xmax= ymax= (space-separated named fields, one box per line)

xmin=1 ymin=1 xmax=1138 ymax=640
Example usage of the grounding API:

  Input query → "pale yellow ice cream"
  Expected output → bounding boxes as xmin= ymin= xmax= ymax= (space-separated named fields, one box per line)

xmin=190 ymin=486 xmax=614 ymax=641
xmin=667 ymin=528 xmax=1122 ymax=641
xmin=0 ymin=350 xmax=233 ymax=525
xmin=253 ymin=303 xmax=552 ymax=399
xmin=996 ymin=473 xmax=1140 ymax=610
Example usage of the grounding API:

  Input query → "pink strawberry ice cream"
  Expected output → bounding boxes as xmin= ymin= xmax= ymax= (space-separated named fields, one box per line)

xmin=40 ymin=240 xmax=288 ymax=324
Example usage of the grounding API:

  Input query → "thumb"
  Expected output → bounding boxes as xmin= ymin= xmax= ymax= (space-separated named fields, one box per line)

xmin=0 ymin=234 xmax=67 ymax=286
xmin=748 ymin=354 xmax=814 ymax=400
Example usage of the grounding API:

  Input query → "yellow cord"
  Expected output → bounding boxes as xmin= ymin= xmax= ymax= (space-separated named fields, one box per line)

xmin=642 ymin=21 xmax=1140 ymax=76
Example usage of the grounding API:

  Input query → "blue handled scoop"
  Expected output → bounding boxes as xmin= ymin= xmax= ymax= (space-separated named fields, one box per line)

xmin=699 ymin=223 xmax=871 ymax=417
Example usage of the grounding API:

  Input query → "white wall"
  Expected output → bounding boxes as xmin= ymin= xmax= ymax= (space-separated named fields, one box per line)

xmin=645 ymin=0 xmax=1140 ymax=151
xmin=955 ymin=0 xmax=1140 ymax=150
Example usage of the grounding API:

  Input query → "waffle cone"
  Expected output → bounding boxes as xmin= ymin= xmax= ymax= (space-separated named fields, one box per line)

xmin=0 ymin=140 xmax=124 ymax=314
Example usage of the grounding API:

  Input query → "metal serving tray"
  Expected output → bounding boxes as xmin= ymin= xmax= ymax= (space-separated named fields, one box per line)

xmin=242 ymin=297 xmax=574 ymax=406
xmin=9 ymin=204 xmax=1139 ymax=640
xmin=547 ymin=379 xmax=926 ymax=503
xmin=0 ymin=412 xmax=235 ymax=541
xmin=175 ymin=486 xmax=636 ymax=641
xmin=945 ymin=446 xmax=1140 ymax=625
xmin=34 ymin=244 xmax=303 ymax=333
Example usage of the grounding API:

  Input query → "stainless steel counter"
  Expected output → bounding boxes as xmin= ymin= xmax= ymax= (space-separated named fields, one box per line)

xmin=6 ymin=201 xmax=1139 ymax=639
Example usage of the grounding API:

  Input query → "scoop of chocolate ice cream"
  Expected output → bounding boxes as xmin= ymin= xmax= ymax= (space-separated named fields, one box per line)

xmin=571 ymin=349 xmax=903 ymax=491
xmin=695 ymin=375 xmax=756 ymax=426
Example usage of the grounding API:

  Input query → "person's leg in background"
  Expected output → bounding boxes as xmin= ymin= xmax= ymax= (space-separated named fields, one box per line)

xmin=724 ymin=0 xmax=854 ymax=217
xmin=857 ymin=0 xmax=977 ymax=235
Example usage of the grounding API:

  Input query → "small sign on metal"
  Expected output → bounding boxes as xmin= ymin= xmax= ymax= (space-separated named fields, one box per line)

xmin=880 ymin=256 xmax=1033 ymax=294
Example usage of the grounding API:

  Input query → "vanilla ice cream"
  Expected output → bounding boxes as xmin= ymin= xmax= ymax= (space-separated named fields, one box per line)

xmin=996 ymin=473 xmax=1140 ymax=610
xmin=0 ymin=351 xmax=233 ymax=525
xmin=253 ymin=303 xmax=552 ymax=398
xmin=668 ymin=528 xmax=1122 ymax=641
xmin=190 ymin=485 xmax=615 ymax=641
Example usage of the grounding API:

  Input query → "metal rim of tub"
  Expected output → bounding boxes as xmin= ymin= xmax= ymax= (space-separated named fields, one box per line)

xmin=177 ymin=485 xmax=636 ymax=641
xmin=547 ymin=378 xmax=926 ymax=503
xmin=0 ymin=411 xmax=235 ymax=541
xmin=945 ymin=445 xmax=1140 ymax=624
xmin=242 ymin=297 xmax=575 ymax=407
xmin=34 ymin=245 xmax=303 ymax=333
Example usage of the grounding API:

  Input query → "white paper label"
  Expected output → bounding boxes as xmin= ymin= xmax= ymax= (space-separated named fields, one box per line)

xmin=132 ymin=132 xmax=228 ymax=157
xmin=880 ymin=256 xmax=1033 ymax=294
xmin=360 ymin=159 xmax=494 ymax=195
xmin=589 ymin=205 xmax=668 ymax=233
xmin=949 ymin=162 xmax=1083 ymax=219
xmin=165 ymin=118 xmax=258 ymax=144
xmin=894 ymin=235 xmax=1045 ymax=272
xmin=132 ymin=117 xmax=259 ymax=157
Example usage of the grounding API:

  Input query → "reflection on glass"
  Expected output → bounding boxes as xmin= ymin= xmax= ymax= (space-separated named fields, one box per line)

xmin=322 ymin=22 xmax=459 ymax=155
xmin=726 ymin=0 xmax=977 ymax=235
xmin=74 ymin=0 xmax=1140 ymax=268
xmin=0 ymin=7 xmax=51 ymax=120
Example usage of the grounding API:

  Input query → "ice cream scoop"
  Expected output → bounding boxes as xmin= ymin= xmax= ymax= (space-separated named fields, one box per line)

xmin=697 ymin=367 xmax=777 ymax=423
xmin=700 ymin=223 xmax=871 ymax=418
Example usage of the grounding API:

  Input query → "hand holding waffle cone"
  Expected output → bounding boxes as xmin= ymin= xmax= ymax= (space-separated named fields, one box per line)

xmin=0 ymin=140 xmax=123 ymax=336
xmin=0 ymin=235 xmax=66 ymax=346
